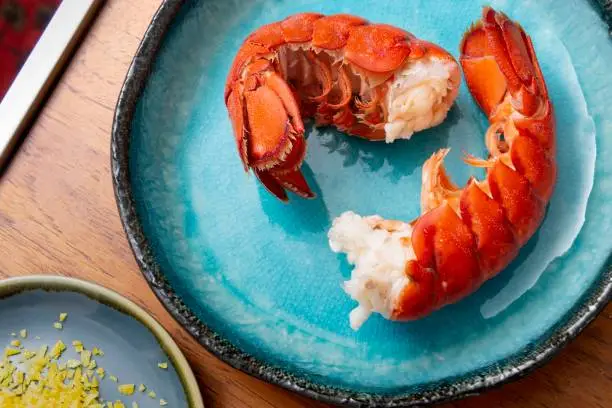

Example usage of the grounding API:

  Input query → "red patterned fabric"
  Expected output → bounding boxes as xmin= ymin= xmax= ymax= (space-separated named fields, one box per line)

xmin=0 ymin=0 xmax=61 ymax=101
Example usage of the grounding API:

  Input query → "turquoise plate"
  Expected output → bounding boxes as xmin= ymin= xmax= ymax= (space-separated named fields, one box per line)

xmin=112 ymin=0 xmax=612 ymax=406
xmin=0 ymin=276 xmax=204 ymax=407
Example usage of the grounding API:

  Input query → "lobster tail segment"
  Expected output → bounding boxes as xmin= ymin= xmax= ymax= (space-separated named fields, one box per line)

xmin=329 ymin=7 xmax=556 ymax=330
xmin=227 ymin=65 xmax=314 ymax=200
xmin=225 ymin=13 xmax=462 ymax=201
xmin=460 ymin=7 xmax=549 ymax=119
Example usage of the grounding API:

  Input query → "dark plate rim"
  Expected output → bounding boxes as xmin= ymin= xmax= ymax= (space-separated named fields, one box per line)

xmin=110 ymin=1 xmax=612 ymax=406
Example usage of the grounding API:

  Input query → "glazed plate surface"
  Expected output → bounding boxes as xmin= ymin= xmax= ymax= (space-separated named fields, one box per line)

xmin=113 ymin=0 xmax=612 ymax=405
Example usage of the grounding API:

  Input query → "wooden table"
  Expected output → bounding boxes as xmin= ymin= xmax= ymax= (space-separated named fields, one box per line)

xmin=0 ymin=1 xmax=610 ymax=407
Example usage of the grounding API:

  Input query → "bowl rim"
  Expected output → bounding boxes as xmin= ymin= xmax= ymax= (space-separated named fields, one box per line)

xmin=110 ymin=0 xmax=612 ymax=406
xmin=0 ymin=274 xmax=205 ymax=408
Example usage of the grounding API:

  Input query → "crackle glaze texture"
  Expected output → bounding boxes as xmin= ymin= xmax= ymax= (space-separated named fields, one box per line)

xmin=114 ymin=0 xmax=612 ymax=405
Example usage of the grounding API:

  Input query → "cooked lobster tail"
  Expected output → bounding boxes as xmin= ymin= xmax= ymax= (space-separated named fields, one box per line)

xmin=225 ymin=13 xmax=461 ymax=201
xmin=328 ymin=7 xmax=556 ymax=330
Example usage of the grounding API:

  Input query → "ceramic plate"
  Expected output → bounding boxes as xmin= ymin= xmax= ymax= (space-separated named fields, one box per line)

xmin=112 ymin=0 xmax=612 ymax=406
xmin=0 ymin=276 xmax=204 ymax=407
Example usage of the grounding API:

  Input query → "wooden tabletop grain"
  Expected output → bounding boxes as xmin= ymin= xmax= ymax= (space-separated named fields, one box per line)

xmin=0 ymin=1 xmax=610 ymax=407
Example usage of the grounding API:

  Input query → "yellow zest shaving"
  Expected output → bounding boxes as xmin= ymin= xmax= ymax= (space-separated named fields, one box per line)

xmin=118 ymin=384 xmax=135 ymax=396
xmin=49 ymin=341 xmax=66 ymax=360
xmin=81 ymin=350 xmax=92 ymax=367
xmin=1 ymin=320 xmax=166 ymax=406
xmin=96 ymin=367 xmax=105 ymax=379
xmin=72 ymin=340 xmax=84 ymax=353
xmin=0 ymin=348 xmax=101 ymax=407
xmin=22 ymin=351 xmax=35 ymax=360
